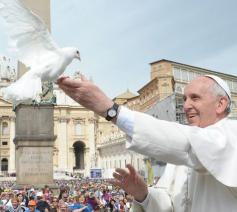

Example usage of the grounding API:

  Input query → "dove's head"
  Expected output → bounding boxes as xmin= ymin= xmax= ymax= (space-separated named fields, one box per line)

xmin=63 ymin=47 xmax=81 ymax=61
xmin=75 ymin=49 xmax=81 ymax=61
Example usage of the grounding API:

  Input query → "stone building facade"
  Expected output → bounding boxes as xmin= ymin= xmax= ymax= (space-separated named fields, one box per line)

xmin=1 ymin=58 xmax=237 ymax=177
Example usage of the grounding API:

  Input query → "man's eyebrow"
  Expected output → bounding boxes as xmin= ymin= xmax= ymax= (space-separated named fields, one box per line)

xmin=190 ymin=93 xmax=200 ymax=98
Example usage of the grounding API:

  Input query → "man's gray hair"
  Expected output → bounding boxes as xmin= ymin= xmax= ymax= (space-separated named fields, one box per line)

xmin=209 ymin=82 xmax=231 ymax=115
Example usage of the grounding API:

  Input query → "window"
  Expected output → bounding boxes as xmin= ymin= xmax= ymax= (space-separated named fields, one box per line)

xmin=2 ymin=142 xmax=8 ymax=146
xmin=1 ymin=158 xmax=8 ymax=171
xmin=176 ymin=113 xmax=186 ymax=124
xmin=173 ymin=67 xmax=181 ymax=80
xmin=2 ymin=122 xmax=9 ymax=135
xmin=176 ymin=97 xmax=184 ymax=108
xmin=75 ymin=123 xmax=81 ymax=135
xmin=226 ymin=80 xmax=233 ymax=91
xmin=175 ymin=85 xmax=182 ymax=93
xmin=181 ymin=70 xmax=188 ymax=82
xmin=233 ymin=82 xmax=237 ymax=92
xmin=161 ymin=83 xmax=169 ymax=95
xmin=188 ymin=71 xmax=196 ymax=81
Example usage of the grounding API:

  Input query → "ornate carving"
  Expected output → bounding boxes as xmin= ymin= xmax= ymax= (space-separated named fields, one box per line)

xmin=39 ymin=81 xmax=56 ymax=105
xmin=72 ymin=118 xmax=85 ymax=124
xmin=59 ymin=117 xmax=70 ymax=123
xmin=88 ymin=117 xmax=96 ymax=124
xmin=1 ymin=150 xmax=9 ymax=156
xmin=9 ymin=116 xmax=16 ymax=122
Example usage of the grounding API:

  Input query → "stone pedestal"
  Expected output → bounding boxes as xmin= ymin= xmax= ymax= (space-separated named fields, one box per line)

xmin=14 ymin=104 xmax=56 ymax=186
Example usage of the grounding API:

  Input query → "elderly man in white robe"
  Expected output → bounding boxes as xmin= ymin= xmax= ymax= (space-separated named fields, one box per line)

xmin=57 ymin=74 xmax=237 ymax=212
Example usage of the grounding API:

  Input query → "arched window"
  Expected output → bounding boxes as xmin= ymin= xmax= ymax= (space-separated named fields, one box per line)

xmin=2 ymin=122 xmax=9 ymax=135
xmin=1 ymin=158 xmax=8 ymax=171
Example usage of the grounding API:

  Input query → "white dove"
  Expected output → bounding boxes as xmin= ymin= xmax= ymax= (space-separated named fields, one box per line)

xmin=0 ymin=0 xmax=81 ymax=104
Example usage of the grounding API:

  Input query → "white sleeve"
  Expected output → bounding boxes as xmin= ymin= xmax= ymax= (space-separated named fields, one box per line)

xmin=116 ymin=106 xmax=135 ymax=139
xmin=117 ymin=107 xmax=237 ymax=187
xmin=133 ymin=187 xmax=173 ymax=212
xmin=126 ymin=111 xmax=202 ymax=169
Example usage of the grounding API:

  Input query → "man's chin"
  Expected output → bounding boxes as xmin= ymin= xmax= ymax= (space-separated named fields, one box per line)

xmin=187 ymin=119 xmax=199 ymax=126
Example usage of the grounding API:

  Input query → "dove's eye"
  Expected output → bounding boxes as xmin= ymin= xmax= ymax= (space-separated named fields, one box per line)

xmin=76 ymin=51 xmax=79 ymax=54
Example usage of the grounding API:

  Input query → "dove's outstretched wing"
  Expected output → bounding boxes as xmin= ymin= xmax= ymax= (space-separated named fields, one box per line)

xmin=0 ymin=0 xmax=59 ymax=68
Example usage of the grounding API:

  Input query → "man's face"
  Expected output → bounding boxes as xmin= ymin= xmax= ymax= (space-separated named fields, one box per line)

xmin=183 ymin=77 xmax=222 ymax=127
xmin=28 ymin=205 xmax=35 ymax=212
xmin=12 ymin=200 xmax=18 ymax=208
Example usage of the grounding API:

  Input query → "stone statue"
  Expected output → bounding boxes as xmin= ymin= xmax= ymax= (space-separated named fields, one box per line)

xmin=39 ymin=81 xmax=56 ymax=105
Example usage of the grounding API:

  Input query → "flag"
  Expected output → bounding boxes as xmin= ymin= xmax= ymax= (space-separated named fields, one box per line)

xmin=146 ymin=159 xmax=154 ymax=185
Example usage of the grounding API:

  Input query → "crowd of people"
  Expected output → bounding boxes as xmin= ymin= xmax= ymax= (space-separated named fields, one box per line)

xmin=0 ymin=179 xmax=133 ymax=212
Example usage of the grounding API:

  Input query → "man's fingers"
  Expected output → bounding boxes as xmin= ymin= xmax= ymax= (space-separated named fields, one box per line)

xmin=126 ymin=164 xmax=139 ymax=184
xmin=58 ymin=84 xmax=77 ymax=96
xmin=126 ymin=164 xmax=136 ymax=176
xmin=115 ymin=168 xmax=129 ymax=178
xmin=113 ymin=172 xmax=123 ymax=181
xmin=56 ymin=75 xmax=69 ymax=84
xmin=58 ymin=77 xmax=82 ymax=88
xmin=58 ymin=75 xmax=69 ymax=80
xmin=109 ymin=179 xmax=123 ymax=189
xmin=80 ymin=74 xmax=87 ymax=81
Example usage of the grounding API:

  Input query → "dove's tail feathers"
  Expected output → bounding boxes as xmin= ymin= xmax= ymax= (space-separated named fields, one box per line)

xmin=2 ymin=71 xmax=42 ymax=104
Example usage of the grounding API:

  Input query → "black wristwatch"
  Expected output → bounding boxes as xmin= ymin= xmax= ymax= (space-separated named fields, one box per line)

xmin=105 ymin=103 xmax=119 ymax=121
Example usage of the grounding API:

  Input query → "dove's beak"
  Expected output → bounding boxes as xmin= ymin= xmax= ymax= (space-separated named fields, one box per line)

xmin=76 ymin=55 xmax=81 ymax=61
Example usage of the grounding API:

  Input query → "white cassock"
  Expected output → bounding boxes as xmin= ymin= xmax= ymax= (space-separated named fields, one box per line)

xmin=117 ymin=107 xmax=237 ymax=212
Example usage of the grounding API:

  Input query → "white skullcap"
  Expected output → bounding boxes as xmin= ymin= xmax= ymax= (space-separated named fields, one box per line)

xmin=205 ymin=74 xmax=231 ymax=100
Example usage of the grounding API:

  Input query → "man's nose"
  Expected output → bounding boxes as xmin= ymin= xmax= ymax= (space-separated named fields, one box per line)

xmin=183 ymin=98 xmax=192 ymax=112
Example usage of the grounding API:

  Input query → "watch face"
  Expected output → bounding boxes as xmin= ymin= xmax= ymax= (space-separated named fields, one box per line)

xmin=108 ymin=109 xmax=117 ymax=117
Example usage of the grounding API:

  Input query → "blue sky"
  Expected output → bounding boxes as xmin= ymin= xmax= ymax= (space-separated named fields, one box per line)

xmin=1 ymin=0 xmax=237 ymax=98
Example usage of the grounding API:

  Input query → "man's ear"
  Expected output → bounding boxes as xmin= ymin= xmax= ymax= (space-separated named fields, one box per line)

xmin=216 ymin=96 xmax=229 ymax=114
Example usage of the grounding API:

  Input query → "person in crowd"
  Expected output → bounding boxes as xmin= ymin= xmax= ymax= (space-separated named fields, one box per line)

xmin=35 ymin=191 xmax=50 ymax=212
xmin=61 ymin=193 xmax=69 ymax=206
xmin=68 ymin=195 xmax=88 ymax=212
xmin=101 ymin=189 xmax=111 ymax=209
xmin=3 ymin=192 xmax=13 ymax=211
xmin=58 ymin=203 xmax=69 ymax=212
xmin=49 ymin=197 xmax=58 ymax=212
xmin=10 ymin=197 xmax=25 ymax=212
xmin=123 ymin=197 xmax=131 ymax=212
xmin=17 ymin=192 xmax=28 ymax=208
xmin=118 ymin=199 xmax=125 ymax=212
xmin=25 ymin=200 xmax=40 ymax=212
xmin=108 ymin=199 xmax=116 ymax=212
xmin=85 ymin=192 xmax=100 ymax=211
xmin=0 ymin=200 xmax=6 ymax=212
xmin=57 ymin=74 xmax=237 ymax=212
xmin=42 ymin=186 xmax=51 ymax=203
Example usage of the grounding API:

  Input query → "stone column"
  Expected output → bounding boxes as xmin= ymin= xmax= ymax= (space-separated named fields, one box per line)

xmin=58 ymin=117 xmax=69 ymax=171
xmin=14 ymin=104 xmax=56 ymax=186
xmin=88 ymin=117 xmax=96 ymax=168
xmin=9 ymin=116 xmax=16 ymax=173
